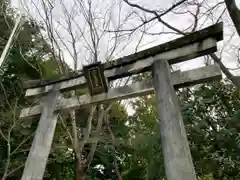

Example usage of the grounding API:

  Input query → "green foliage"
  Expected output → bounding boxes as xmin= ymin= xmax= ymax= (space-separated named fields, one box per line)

xmin=181 ymin=81 xmax=240 ymax=179
xmin=42 ymin=79 xmax=240 ymax=180
xmin=105 ymin=80 xmax=240 ymax=180
xmin=0 ymin=0 xmax=69 ymax=178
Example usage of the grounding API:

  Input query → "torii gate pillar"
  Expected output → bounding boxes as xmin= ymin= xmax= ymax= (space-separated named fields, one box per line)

xmin=153 ymin=60 xmax=197 ymax=180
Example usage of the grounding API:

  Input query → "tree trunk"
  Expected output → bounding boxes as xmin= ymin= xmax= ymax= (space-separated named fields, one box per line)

xmin=75 ymin=158 xmax=87 ymax=180
xmin=210 ymin=54 xmax=240 ymax=88
xmin=225 ymin=0 xmax=240 ymax=37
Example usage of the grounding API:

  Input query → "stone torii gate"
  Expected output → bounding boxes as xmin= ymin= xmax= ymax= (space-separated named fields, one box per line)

xmin=20 ymin=22 xmax=223 ymax=180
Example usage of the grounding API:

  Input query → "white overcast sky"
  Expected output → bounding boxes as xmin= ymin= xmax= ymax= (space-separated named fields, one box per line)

xmin=11 ymin=0 xmax=240 ymax=75
xmin=9 ymin=0 xmax=240 ymax=115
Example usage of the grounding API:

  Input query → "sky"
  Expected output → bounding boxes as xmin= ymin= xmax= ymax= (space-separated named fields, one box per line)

xmin=10 ymin=0 xmax=240 ymax=73
xmin=10 ymin=0 xmax=240 ymax=115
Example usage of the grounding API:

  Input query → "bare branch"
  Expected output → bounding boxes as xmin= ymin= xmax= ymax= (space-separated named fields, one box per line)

xmin=86 ymin=105 xmax=112 ymax=166
xmin=10 ymin=132 xmax=35 ymax=156
xmin=0 ymin=129 xmax=8 ymax=142
xmin=123 ymin=0 xmax=240 ymax=88
xmin=106 ymin=115 xmax=122 ymax=180
xmin=6 ymin=164 xmax=25 ymax=177
xmin=59 ymin=114 xmax=73 ymax=144
xmin=77 ymin=106 xmax=96 ymax=159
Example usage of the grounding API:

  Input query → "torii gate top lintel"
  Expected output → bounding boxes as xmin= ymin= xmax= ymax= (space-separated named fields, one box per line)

xmin=24 ymin=22 xmax=223 ymax=91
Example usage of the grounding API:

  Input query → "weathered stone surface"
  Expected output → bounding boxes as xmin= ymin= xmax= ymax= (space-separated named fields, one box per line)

xmin=25 ymin=37 xmax=217 ymax=97
xmin=20 ymin=64 xmax=221 ymax=118
xmin=23 ymin=22 xmax=223 ymax=91
xmin=152 ymin=60 xmax=197 ymax=180
xmin=21 ymin=85 xmax=60 ymax=180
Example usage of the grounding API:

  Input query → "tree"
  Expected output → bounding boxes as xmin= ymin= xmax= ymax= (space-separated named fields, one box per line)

xmin=126 ymin=80 xmax=240 ymax=179
xmin=181 ymin=81 xmax=240 ymax=179
xmin=20 ymin=0 xmax=139 ymax=179
xmin=0 ymin=0 xmax=71 ymax=179
xmin=225 ymin=0 xmax=240 ymax=37
xmin=116 ymin=0 xmax=240 ymax=88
